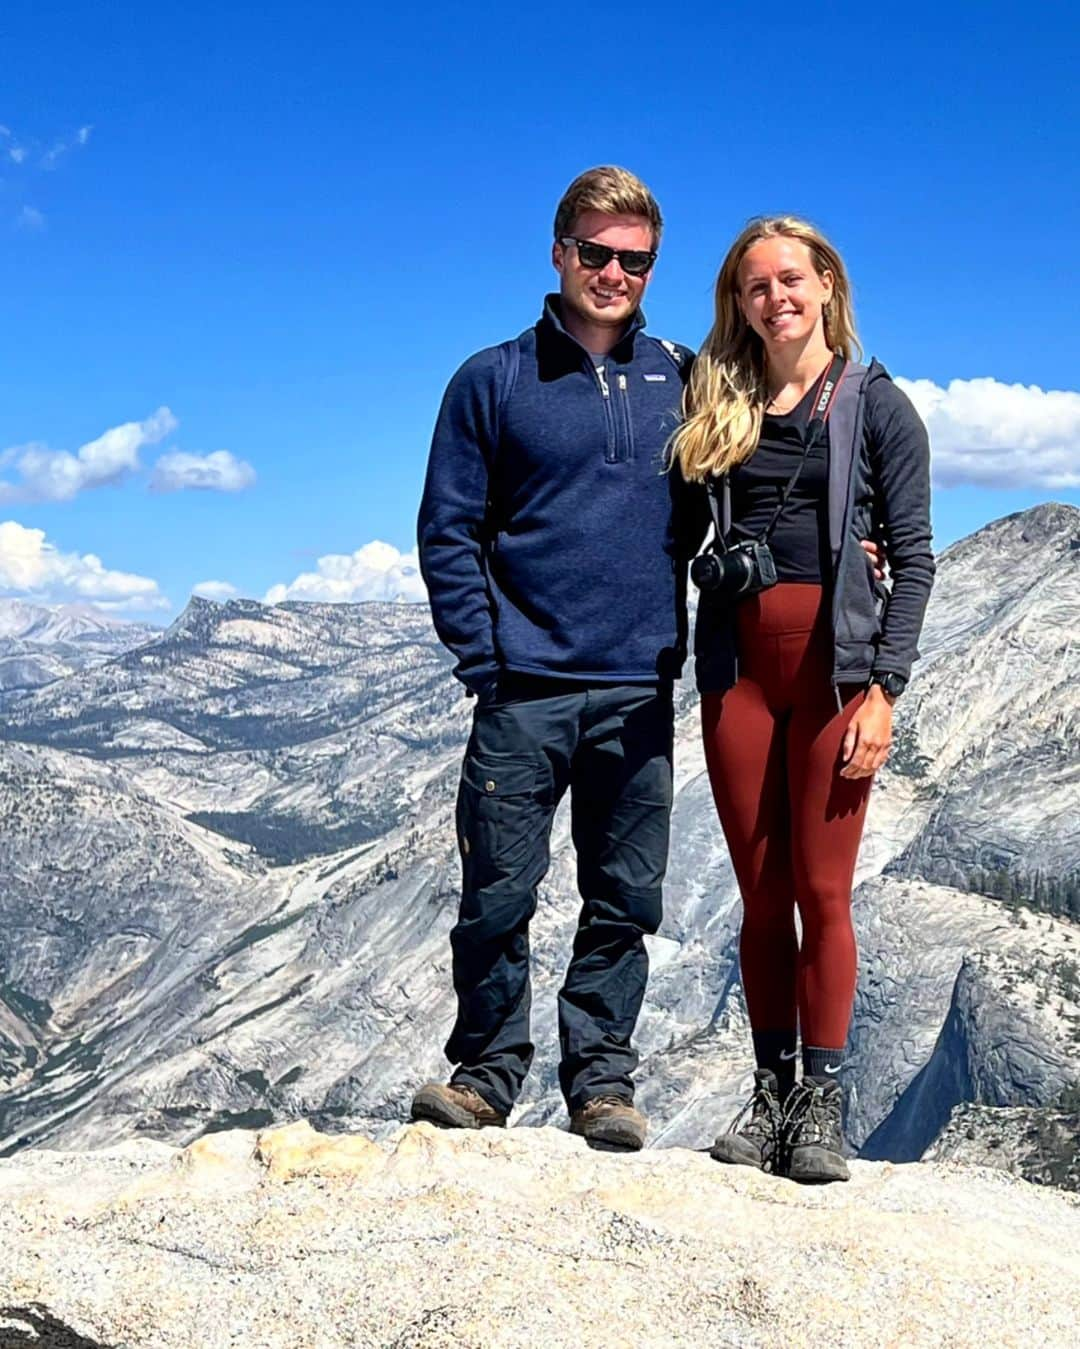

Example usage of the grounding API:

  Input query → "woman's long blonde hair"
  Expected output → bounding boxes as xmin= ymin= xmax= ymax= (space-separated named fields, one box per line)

xmin=670 ymin=216 xmax=861 ymax=482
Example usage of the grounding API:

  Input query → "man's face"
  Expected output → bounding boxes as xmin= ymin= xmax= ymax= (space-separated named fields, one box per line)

xmin=552 ymin=209 xmax=656 ymax=334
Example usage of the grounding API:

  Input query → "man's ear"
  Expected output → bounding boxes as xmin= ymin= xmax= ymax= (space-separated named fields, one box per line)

xmin=552 ymin=239 xmax=565 ymax=275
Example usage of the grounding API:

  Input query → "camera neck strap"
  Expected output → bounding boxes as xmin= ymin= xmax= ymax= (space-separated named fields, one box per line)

xmin=706 ymin=353 xmax=848 ymax=550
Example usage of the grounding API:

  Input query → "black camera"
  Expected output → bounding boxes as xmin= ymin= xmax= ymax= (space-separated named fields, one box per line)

xmin=690 ymin=539 xmax=778 ymax=599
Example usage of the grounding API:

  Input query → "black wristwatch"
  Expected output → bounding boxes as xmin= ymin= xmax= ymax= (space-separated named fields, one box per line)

xmin=870 ymin=672 xmax=907 ymax=699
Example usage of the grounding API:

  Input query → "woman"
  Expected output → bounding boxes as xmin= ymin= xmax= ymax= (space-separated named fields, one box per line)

xmin=671 ymin=217 xmax=934 ymax=1183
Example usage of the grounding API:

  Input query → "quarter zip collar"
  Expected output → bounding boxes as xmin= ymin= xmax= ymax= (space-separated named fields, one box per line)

xmin=540 ymin=293 xmax=647 ymax=362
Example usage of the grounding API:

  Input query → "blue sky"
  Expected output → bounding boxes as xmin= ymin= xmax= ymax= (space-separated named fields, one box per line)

xmin=1 ymin=0 xmax=1078 ymax=617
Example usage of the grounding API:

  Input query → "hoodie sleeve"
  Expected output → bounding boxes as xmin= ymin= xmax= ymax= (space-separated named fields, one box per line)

xmin=670 ymin=461 xmax=712 ymax=563
xmin=865 ymin=373 xmax=936 ymax=680
xmin=660 ymin=346 xmax=712 ymax=562
xmin=417 ymin=349 xmax=502 ymax=693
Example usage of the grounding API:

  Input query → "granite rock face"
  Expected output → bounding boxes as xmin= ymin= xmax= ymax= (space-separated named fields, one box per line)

xmin=888 ymin=504 xmax=1080 ymax=921
xmin=849 ymin=876 xmax=1080 ymax=1157
xmin=0 ymin=505 xmax=1077 ymax=1166
xmin=0 ymin=1123 xmax=1078 ymax=1349
xmin=926 ymin=1101 xmax=1080 ymax=1192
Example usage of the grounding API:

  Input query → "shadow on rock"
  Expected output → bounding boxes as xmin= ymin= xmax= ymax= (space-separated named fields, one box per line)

xmin=0 ymin=1305 xmax=113 ymax=1349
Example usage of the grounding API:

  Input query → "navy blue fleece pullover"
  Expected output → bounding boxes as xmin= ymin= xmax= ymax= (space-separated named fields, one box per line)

xmin=417 ymin=297 xmax=699 ymax=691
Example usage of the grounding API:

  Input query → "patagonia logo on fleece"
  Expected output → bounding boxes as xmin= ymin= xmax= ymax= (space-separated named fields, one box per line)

xmin=643 ymin=373 xmax=667 ymax=382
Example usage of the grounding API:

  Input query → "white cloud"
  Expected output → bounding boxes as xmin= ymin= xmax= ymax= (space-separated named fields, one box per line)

xmin=265 ymin=541 xmax=426 ymax=605
xmin=1 ymin=126 xmax=26 ymax=165
xmin=15 ymin=205 xmax=44 ymax=230
xmin=896 ymin=376 xmax=1080 ymax=490
xmin=0 ymin=407 xmax=177 ymax=503
xmin=0 ymin=520 xmax=167 ymax=612
xmin=149 ymin=449 xmax=256 ymax=494
xmin=42 ymin=124 xmax=93 ymax=169
xmin=2 ymin=122 xmax=92 ymax=170
xmin=193 ymin=580 xmax=240 ymax=601
xmin=3 ymin=124 xmax=92 ymax=226
xmin=1 ymin=410 xmax=255 ymax=501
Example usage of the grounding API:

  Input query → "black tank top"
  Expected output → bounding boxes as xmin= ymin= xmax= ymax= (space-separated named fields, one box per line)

xmin=728 ymin=385 xmax=831 ymax=584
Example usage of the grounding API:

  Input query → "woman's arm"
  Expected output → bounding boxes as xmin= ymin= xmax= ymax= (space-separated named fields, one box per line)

xmin=840 ymin=369 xmax=935 ymax=779
xmin=863 ymin=371 xmax=935 ymax=681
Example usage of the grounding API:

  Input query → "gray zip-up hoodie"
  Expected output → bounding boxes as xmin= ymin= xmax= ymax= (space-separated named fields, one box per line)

xmin=694 ymin=359 xmax=935 ymax=694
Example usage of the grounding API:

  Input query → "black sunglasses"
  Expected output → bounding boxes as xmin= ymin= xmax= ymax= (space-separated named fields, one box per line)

xmin=559 ymin=236 xmax=656 ymax=277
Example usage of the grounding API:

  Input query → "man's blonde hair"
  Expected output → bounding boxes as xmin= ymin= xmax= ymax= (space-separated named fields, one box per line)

xmin=554 ymin=166 xmax=663 ymax=247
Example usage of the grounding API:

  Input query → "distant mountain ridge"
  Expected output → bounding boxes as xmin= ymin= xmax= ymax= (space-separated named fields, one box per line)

xmin=0 ymin=597 xmax=142 ymax=641
xmin=0 ymin=598 xmax=159 ymax=697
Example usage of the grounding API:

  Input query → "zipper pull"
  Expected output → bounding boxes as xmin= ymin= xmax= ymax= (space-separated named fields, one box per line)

xmin=618 ymin=373 xmax=628 ymax=394
xmin=595 ymin=363 xmax=610 ymax=397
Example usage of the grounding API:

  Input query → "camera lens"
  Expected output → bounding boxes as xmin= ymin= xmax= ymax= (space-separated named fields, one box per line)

xmin=690 ymin=554 xmax=723 ymax=591
xmin=722 ymin=549 xmax=755 ymax=595
xmin=691 ymin=547 xmax=756 ymax=596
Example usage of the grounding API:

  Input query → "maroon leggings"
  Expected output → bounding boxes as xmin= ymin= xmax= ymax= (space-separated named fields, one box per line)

xmin=701 ymin=584 xmax=872 ymax=1049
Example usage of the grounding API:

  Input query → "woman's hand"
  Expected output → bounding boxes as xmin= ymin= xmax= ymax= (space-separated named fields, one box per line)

xmin=840 ymin=685 xmax=894 ymax=778
xmin=860 ymin=537 xmax=887 ymax=581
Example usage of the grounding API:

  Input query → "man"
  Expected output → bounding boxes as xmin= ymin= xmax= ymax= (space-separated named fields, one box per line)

xmin=413 ymin=166 xmax=694 ymax=1149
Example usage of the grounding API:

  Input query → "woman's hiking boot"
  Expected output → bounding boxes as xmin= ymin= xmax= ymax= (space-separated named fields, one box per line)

xmin=570 ymin=1095 xmax=648 ymax=1150
xmin=410 ymin=1081 xmax=507 ymax=1129
xmin=782 ymin=1076 xmax=849 ymax=1183
xmin=709 ymin=1068 xmax=783 ymax=1171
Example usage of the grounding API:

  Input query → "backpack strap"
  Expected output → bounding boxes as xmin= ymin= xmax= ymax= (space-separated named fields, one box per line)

xmin=483 ymin=336 xmax=522 ymax=542
xmin=494 ymin=336 xmax=521 ymax=432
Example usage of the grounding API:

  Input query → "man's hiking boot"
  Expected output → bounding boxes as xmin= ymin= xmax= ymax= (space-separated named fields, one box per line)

xmin=570 ymin=1095 xmax=647 ymax=1150
xmin=710 ymin=1068 xmax=783 ymax=1171
xmin=782 ymin=1076 xmax=849 ymax=1183
xmin=410 ymin=1081 xmax=506 ymax=1130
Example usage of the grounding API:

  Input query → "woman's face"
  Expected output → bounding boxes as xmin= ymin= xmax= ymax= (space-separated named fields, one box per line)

xmin=736 ymin=236 xmax=833 ymax=352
